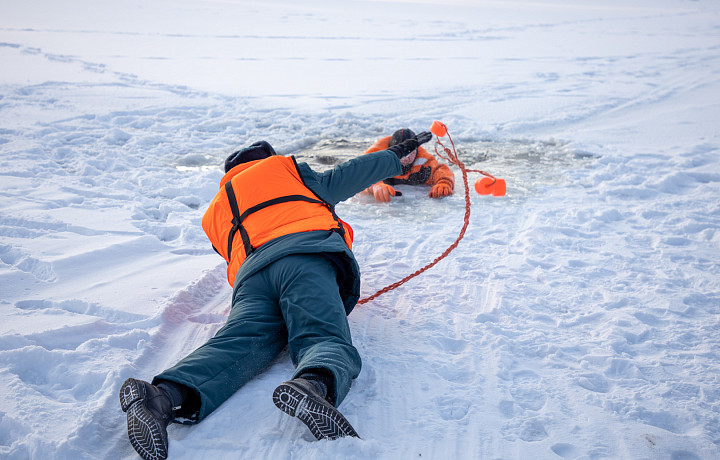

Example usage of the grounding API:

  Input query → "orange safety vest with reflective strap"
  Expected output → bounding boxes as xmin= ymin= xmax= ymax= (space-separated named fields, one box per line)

xmin=202 ymin=155 xmax=354 ymax=286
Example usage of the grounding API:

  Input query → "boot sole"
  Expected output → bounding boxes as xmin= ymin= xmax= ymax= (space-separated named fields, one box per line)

xmin=273 ymin=382 xmax=359 ymax=440
xmin=119 ymin=378 xmax=169 ymax=460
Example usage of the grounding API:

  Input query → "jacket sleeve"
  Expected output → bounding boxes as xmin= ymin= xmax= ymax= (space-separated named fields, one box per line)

xmin=430 ymin=162 xmax=455 ymax=189
xmin=299 ymin=150 xmax=402 ymax=206
xmin=356 ymin=136 xmax=394 ymax=194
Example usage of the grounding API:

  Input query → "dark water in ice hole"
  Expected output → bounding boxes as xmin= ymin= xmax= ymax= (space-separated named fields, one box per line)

xmin=178 ymin=137 xmax=598 ymax=201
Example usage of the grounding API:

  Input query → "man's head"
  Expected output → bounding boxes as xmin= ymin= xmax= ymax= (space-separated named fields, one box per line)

xmin=224 ymin=140 xmax=276 ymax=173
xmin=389 ymin=129 xmax=418 ymax=174
xmin=389 ymin=128 xmax=416 ymax=147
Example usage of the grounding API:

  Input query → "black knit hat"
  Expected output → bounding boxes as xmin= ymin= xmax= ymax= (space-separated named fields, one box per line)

xmin=224 ymin=140 xmax=277 ymax=172
xmin=389 ymin=128 xmax=416 ymax=147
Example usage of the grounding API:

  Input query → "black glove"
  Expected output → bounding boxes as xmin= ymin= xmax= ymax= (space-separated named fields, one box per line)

xmin=415 ymin=131 xmax=432 ymax=146
xmin=387 ymin=131 xmax=432 ymax=161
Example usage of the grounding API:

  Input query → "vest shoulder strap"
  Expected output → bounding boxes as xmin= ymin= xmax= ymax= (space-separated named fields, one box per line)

xmin=224 ymin=181 xmax=326 ymax=262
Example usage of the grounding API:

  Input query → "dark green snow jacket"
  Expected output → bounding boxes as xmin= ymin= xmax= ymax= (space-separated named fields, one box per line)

xmin=230 ymin=149 xmax=402 ymax=313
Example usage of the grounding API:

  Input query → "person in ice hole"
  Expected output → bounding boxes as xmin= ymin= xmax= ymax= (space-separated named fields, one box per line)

xmin=360 ymin=128 xmax=455 ymax=202
xmin=119 ymin=131 xmax=432 ymax=460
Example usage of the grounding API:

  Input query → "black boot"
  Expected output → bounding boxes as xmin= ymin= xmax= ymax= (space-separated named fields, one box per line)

xmin=273 ymin=377 xmax=359 ymax=440
xmin=119 ymin=378 xmax=175 ymax=460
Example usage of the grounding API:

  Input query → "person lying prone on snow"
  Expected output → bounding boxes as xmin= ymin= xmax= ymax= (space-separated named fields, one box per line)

xmin=361 ymin=128 xmax=455 ymax=202
xmin=118 ymin=131 xmax=433 ymax=460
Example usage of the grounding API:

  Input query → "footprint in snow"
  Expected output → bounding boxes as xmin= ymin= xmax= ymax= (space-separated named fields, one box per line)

xmin=576 ymin=372 xmax=611 ymax=393
xmin=509 ymin=370 xmax=547 ymax=411
xmin=551 ymin=443 xmax=580 ymax=459
xmin=519 ymin=418 xmax=548 ymax=442
xmin=433 ymin=396 xmax=471 ymax=421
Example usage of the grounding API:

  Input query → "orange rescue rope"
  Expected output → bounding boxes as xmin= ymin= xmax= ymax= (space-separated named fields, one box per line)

xmin=357 ymin=121 xmax=503 ymax=305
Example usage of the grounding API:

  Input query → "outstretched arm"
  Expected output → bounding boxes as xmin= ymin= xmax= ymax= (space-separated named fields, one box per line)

xmin=302 ymin=150 xmax=402 ymax=205
xmin=302 ymin=132 xmax=432 ymax=205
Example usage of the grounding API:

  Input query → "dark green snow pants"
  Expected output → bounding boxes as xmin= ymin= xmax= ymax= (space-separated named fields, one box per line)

xmin=153 ymin=253 xmax=362 ymax=423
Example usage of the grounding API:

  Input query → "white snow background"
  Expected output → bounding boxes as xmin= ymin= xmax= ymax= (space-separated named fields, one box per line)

xmin=1 ymin=0 xmax=719 ymax=459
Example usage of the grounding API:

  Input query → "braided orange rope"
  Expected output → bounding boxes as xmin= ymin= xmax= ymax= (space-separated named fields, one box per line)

xmin=357 ymin=131 xmax=472 ymax=305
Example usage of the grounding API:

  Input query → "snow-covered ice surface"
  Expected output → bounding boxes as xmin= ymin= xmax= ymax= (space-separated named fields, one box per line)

xmin=1 ymin=0 xmax=719 ymax=459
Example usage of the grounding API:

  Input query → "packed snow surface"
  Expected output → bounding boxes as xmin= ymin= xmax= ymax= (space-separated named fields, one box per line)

xmin=1 ymin=0 xmax=719 ymax=459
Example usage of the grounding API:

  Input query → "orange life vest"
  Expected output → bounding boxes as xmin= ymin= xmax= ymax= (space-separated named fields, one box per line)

xmin=202 ymin=155 xmax=354 ymax=286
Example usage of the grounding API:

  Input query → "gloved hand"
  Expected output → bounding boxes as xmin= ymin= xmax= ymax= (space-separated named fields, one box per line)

xmin=429 ymin=182 xmax=454 ymax=198
xmin=387 ymin=131 xmax=433 ymax=168
xmin=415 ymin=131 xmax=432 ymax=145
xmin=364 ymin=183 xmax=401 ymax=202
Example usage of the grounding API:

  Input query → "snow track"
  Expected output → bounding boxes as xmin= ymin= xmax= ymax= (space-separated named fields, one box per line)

xmin=2 ymin=1 xmax=720 ymax=459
